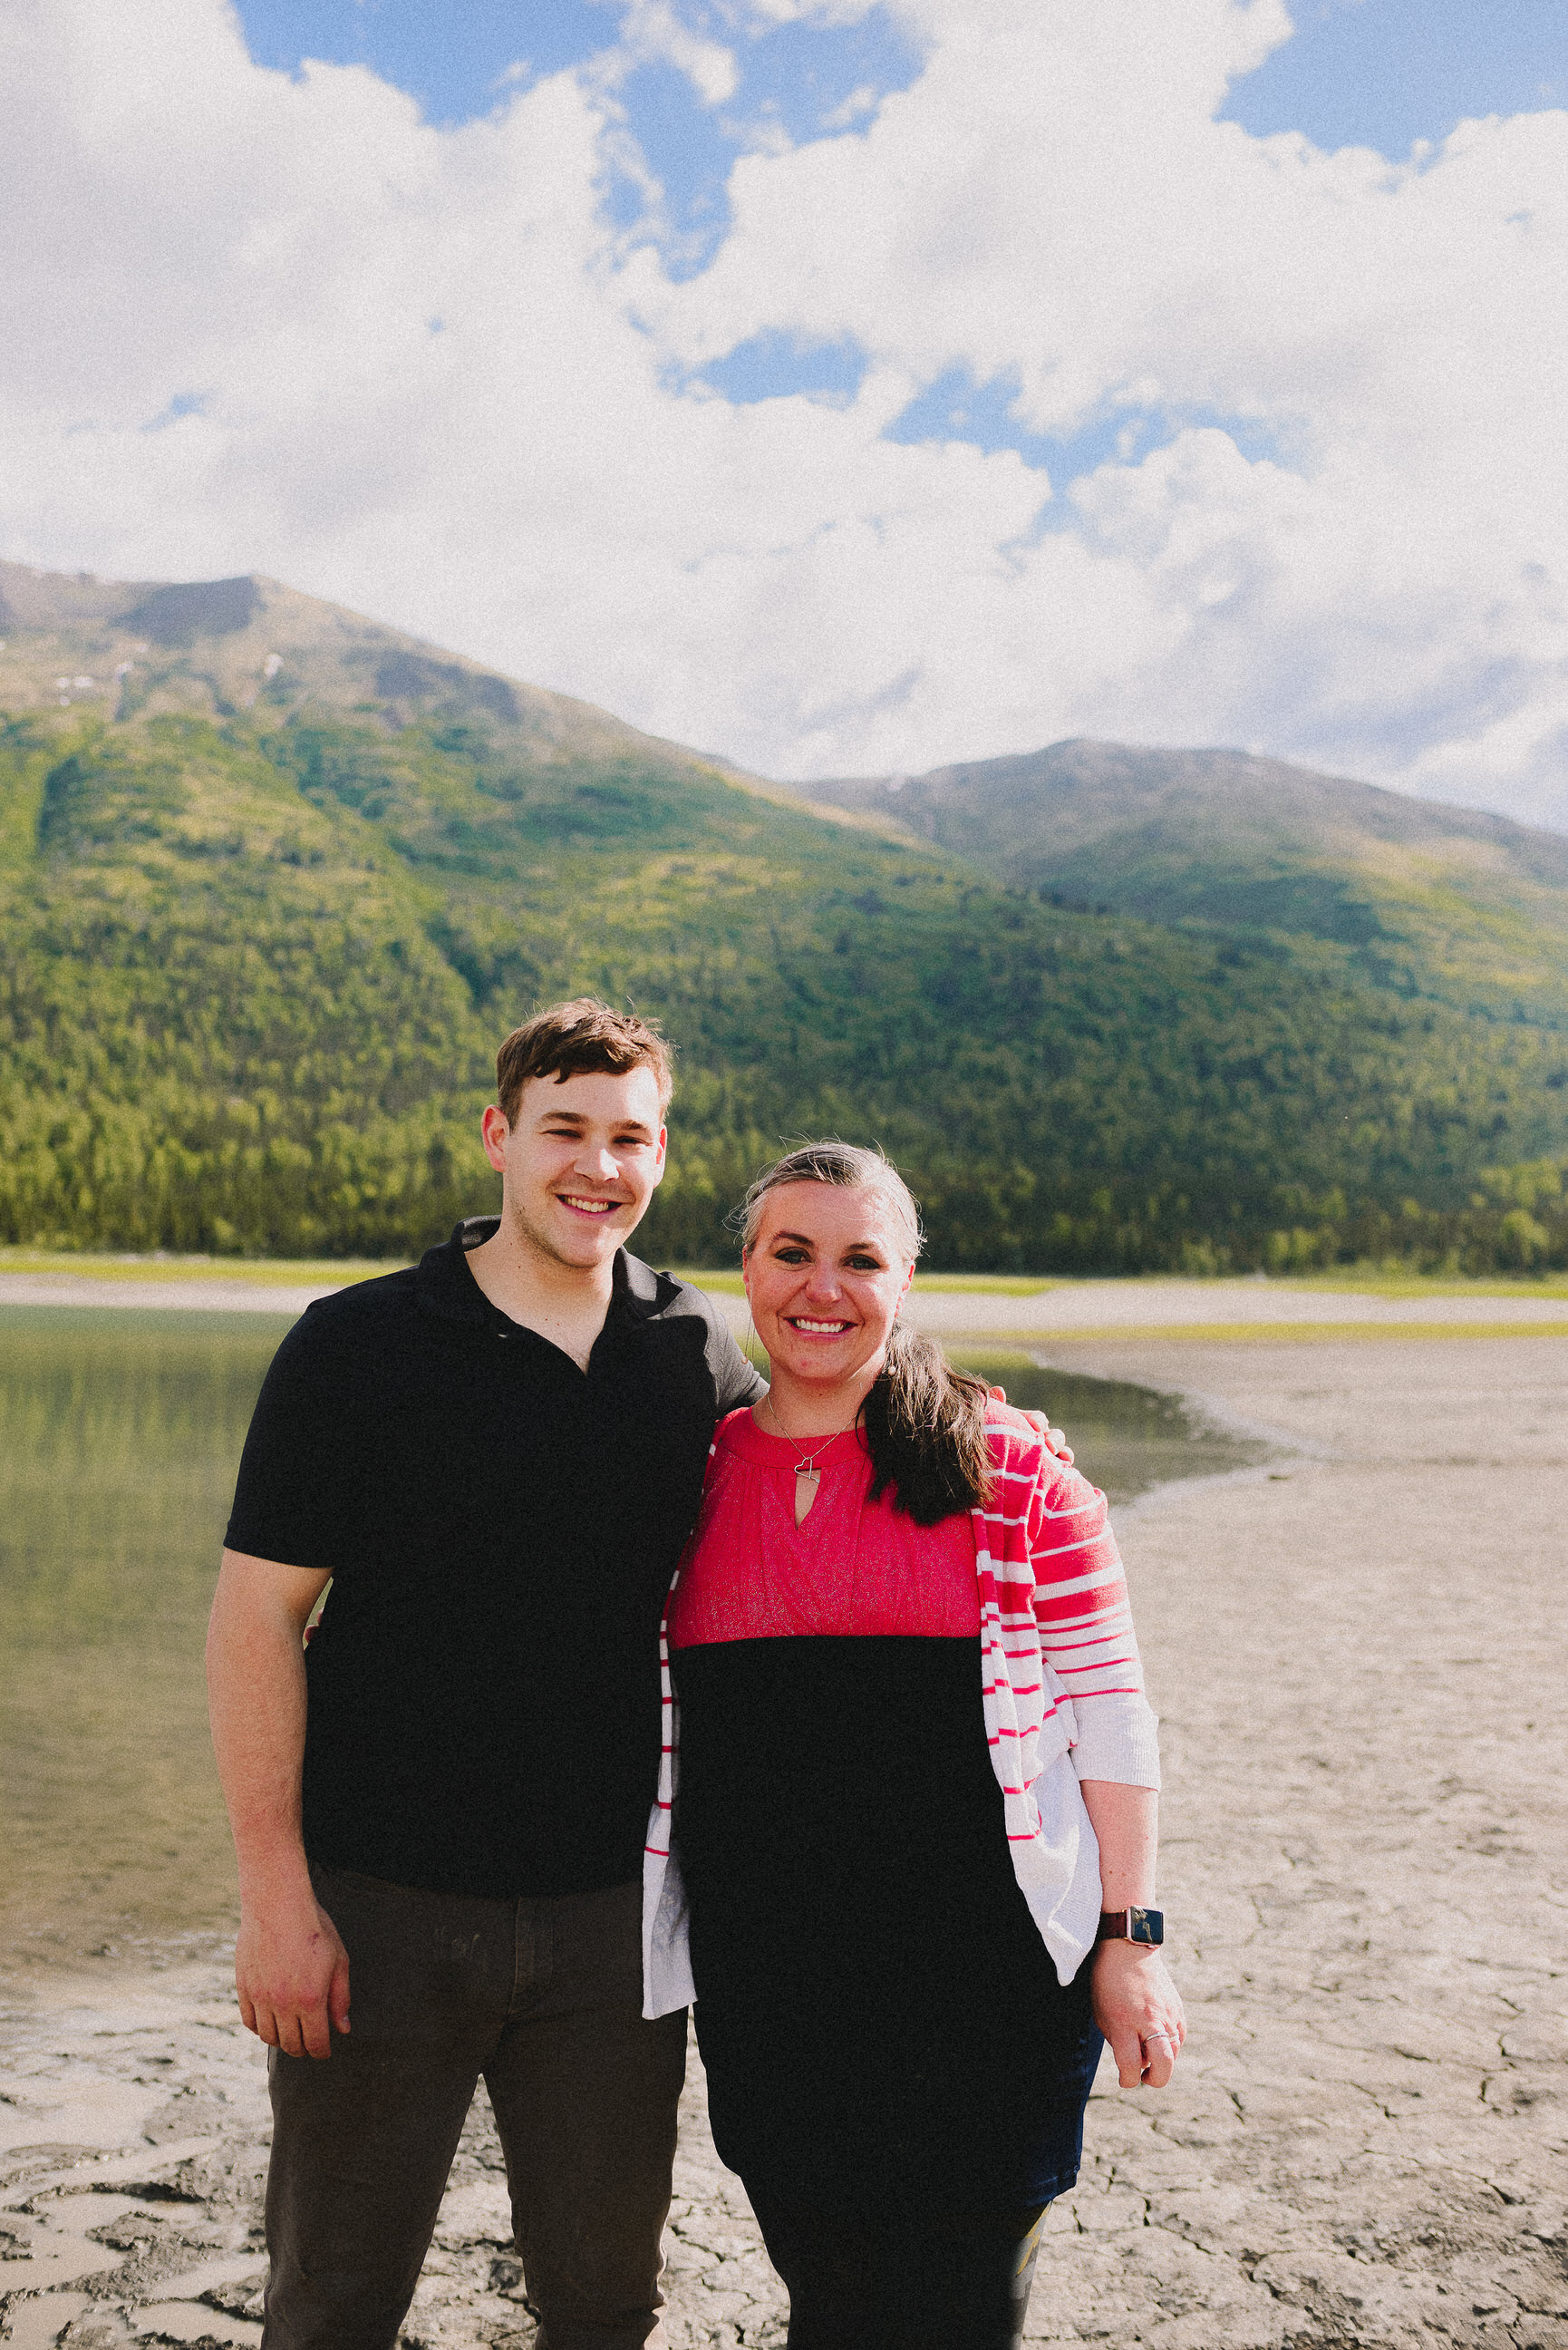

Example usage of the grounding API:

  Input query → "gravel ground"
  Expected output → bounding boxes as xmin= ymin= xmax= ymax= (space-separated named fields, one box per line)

xmin=2 ymin=1334 xmax=1563 ymax=2348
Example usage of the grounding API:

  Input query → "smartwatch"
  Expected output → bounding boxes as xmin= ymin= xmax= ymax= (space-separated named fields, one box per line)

xmin=1096 ymin=1907 xmax=1164 ymax=1946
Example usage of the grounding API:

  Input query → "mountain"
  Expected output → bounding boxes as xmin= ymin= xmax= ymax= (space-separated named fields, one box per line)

xmin=2 ymin=562 xmax=1566 ymax=1272
xmin=0 ymin=558 xmax=818 ymax=809
xmin=795 ymin=740 xmax=1568 ymax=1031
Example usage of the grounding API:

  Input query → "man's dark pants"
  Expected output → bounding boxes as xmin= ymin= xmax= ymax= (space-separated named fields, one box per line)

xmin=263 ymin=1868 xmax=687 ymax=2350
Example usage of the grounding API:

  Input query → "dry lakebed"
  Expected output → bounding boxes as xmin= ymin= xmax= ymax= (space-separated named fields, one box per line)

xmin=1 ymin=1299 xmax=1563 ymax=2347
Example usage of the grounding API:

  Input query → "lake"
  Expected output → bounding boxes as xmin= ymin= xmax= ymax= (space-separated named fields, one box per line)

xmin=0 ymin=1309 xmax=1262 ymax=1976
xmin=948 ymin=1353 xmax=1263 ymax=1507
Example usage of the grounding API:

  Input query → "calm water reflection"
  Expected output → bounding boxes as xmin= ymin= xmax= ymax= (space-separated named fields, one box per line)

xmin=0 ymin=1311 xmax=1261 ymax=1974
xmin=0 ymin=1308 xmax=293 ymax=1974
xmin=948 ymin=1354 xmax=1266 ymax=1506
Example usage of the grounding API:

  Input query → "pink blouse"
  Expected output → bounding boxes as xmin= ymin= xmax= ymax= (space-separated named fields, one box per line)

xmin=642 ymin=1400 xmax=1160 ymax=2016
xmin=668 ymin=1408 xmax=981 ymax=1647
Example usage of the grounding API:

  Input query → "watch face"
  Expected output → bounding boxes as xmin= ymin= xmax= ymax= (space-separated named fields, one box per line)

xmin=1128 ymin=1907 xmax=1164 ymax=1946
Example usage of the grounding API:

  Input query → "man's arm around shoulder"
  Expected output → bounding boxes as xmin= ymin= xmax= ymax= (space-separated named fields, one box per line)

xmin=207 ymin=1549 xmax=350 ymax=2060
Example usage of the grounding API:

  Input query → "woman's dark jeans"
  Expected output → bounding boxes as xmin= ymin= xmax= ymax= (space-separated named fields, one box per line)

xmin=744 ymin=2188 xmax=1050 ymax=2350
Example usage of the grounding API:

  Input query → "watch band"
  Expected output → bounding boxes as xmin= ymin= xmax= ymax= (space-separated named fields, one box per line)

xmin=1096 ymin=1906 xmax=1164 ymax=1946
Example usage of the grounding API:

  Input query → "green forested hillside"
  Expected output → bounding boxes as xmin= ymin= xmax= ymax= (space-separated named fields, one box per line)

xmin=800 ymin=740 xmax=1568 ymax=1031
xmin=3 ymin=565 xmax=1567 ymax=1271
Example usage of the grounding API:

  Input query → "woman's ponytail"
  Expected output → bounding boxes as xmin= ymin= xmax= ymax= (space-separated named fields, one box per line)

xmin=860 ymin=1322 xmax=994 ymax=1526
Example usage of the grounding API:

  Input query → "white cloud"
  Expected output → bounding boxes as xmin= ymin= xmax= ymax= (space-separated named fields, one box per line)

xmin=1 ymin=0 xmax=1566 ymax=825
xmin=601 ymin=1 xmax=740 ymax=107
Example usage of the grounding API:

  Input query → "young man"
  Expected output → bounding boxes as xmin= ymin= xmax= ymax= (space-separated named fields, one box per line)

xmin=207 ymin=999 xmax=763 ymax=2350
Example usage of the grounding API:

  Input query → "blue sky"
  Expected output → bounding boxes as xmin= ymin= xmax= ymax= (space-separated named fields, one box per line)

xmin=234 ymin=3 xmax=1568 ymax=170
xmin=236 ymin=0 xmax=924 ymax=133
xmin=1221 ymin=0 xmax=1567 ymax=153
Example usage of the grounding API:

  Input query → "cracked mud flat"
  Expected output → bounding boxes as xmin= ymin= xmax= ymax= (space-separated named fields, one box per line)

xmin=4 ymin=1335 xmax=1565 ymax=2347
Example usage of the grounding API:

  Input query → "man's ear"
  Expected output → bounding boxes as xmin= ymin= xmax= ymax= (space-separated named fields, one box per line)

xmin=480 ymin=1104 xmax=510 ymax=1174
xmin=650 ymin=1123 xmax=668 ymax=1186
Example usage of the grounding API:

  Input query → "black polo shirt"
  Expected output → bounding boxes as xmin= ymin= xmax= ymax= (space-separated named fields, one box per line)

xmin=225 ymin=1218 xmax=763 ymax=1898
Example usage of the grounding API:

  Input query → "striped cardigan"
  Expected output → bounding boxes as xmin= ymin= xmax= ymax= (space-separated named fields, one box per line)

xmin=643 ymin=1405 xmax=1160 ymax=2017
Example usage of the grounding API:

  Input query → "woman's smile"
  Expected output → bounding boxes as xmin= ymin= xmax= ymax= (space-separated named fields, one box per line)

xmin=743 ymin=1180 xmax=915 ymax=1420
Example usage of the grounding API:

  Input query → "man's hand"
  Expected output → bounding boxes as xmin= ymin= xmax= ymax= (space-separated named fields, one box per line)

xmin=1089 ymin=1941 xmax=1186 ymax=2088
xmin=236 ymin=1891 xmax=351 ymax=2060
xmin=985 ymin=1385 xmax=1074 ymax=1464
xmin=208 ymin=1548 xmax=340 ymax=2052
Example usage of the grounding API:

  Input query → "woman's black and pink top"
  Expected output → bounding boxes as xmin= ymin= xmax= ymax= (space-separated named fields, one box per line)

xmin=640 ymin=1402 xmax=1160 ymax=2017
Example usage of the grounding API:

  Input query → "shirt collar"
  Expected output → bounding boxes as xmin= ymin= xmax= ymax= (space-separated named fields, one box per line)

xmin=414 ymin=1217 xmax=680 ymax=1328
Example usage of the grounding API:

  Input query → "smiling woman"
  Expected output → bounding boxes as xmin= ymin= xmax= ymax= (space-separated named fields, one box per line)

xmin=647 ymin=1138 xmax=1182 ymax=2350
xmin=740 ymin=1141 xmax=999 ymax=1529
xmin=741 ymin=1145 xmax=915 ymax=1515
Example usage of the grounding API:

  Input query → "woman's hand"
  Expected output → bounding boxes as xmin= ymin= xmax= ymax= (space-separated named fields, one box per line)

xmin=985 ymin=1386 xmax=1074 ymax=1463
xmin=1089 ymin=1942 xmax=1186 ymax=2087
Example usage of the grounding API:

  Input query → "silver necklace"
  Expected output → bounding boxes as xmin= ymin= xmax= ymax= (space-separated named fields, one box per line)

xmin=761 ymin=1393 xmax=855 ymax=1489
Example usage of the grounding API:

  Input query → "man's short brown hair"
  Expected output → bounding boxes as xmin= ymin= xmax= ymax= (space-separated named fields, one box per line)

xmin=494 ymin=999 xmax=674 ymax=1126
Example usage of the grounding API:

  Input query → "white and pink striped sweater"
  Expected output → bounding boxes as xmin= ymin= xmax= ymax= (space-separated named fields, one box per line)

xmin=642 ymin=1406 xmax=1161 ymax=2017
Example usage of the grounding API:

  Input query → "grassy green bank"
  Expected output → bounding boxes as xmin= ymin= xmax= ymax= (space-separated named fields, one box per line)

xmin=6 ymin=1250 xmax=1568 ymax=1300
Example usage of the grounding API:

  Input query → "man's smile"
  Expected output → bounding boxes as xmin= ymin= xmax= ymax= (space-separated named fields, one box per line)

xmin=558 ymin=1193 xmax=618 ymax=1216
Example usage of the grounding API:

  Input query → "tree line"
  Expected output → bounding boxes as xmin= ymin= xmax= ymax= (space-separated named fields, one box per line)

xmin=4 ymin=707 xmax=1567 ymax=1276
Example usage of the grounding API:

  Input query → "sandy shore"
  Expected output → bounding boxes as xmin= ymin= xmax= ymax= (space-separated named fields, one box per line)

xmin=5 ymin=1267 xmax=1568 ymax=1340
xmin=2 ymin=1332 xmax=1563 ymax=2347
